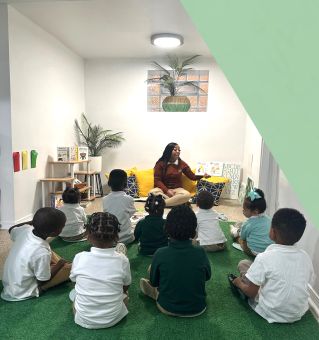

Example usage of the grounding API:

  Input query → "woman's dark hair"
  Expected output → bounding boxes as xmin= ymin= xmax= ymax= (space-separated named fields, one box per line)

xmin=32 ymin=207 xmax=66 ymax=235
xmin=197 ymin=190 xmax=215 ymax=210
xmin=165 ymin=204 xmax=197 ymax=240
xmin=271 ymin=208 xmax=306 ymax=245
xmin=87 ymin=212 xmax=120 ymax=242
xmin=145 ymin=194 xmax=165 ymax=216
xmin=156 ymin=142 xmax=179 ymax=179
xmin=62 ymin=187 xmax=81 ymax=204
xmin=157 ymin=142 xmax=178 ymax=163
xmin=244 ymin=188 xmax=267 ymax=214
xmin=108 ymin=169 xmax=127 ymax=191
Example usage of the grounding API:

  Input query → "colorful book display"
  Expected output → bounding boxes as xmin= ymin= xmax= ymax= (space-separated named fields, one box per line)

xmin=57 ymin=146 xmax=88 ymax=162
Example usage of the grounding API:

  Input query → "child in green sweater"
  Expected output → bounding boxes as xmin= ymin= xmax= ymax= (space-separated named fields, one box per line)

xmin=140 ymin=204 xmax=211 ymax=316
xmin=134 ymin=194 xmax=168 ymax=255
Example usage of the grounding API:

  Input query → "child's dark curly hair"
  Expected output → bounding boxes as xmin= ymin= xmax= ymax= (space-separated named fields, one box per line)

xmin=197 ymin=190 xmax=215 ymax=210
xmin=165 ymin=204 xmax=197 ymax=240
xmin=108 ymin=169 xmax=127 ymax=191
xmin=32 ymin=207 xmax=66 ymax=235
xmin=272 ymin=208 xmax=306 ymax=245
xmin=145 ymin=194 xmax=165 ymax=216
xmin=62 ymin=187 xmax=81 ymax=204
xmin=244 ymin=188 xmax=267 ymax=214
xmin=87 ymin=212 xmax=120 ymax=242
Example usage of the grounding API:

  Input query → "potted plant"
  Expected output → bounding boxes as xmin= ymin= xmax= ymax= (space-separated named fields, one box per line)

xmin=147 ymin=54 xmax=206 ymax=112
xmin=74 ymin=113 xmax=124 ymax=172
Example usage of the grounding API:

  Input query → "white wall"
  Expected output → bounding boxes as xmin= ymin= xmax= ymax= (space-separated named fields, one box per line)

xmin=241 ymin=115 xmax=262 ymax=186
xmin=0 ymin=4 xmax=15 ymax=228
xmin=84 ymin=57 xmax=248 ymax=182
xmin=6 ymin=6 xmax=85 ymax=224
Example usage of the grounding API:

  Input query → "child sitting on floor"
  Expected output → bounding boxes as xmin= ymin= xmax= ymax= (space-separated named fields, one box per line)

xmin=195 ymin=190 xmax=227 ymax=252
xmin=103 ymin=169 xmax=136 ymax=244
xmin=134 ymin=194 xmax=168 ymax=255
xmin=1 ymin=208 xmax=71 ymax=301
xmin=140 ymin=204 xmax=211 ymax=317
xmin=231 ymin=208 xmax=315 ymax=323
xmin=58 ymin=187 xmax=87 ymax=242
xmin=69 ymin=212 xmax=131 ymax=329
xmin=231 ymin=188 xmax=273 ymax=256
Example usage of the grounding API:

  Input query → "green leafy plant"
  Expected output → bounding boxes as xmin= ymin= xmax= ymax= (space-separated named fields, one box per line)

xmin=146 ymin=54 xmax=205 ymax=96
xmin=74 ymin=113 xmax=124 ymax=156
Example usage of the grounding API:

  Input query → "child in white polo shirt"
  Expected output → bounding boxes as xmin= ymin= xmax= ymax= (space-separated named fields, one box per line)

xmin=58 ymin=187 xmax=87 ymax=242
xmin=69 ymin=212 xmax=131 ymax=329
xmin=1 ymin=207 xmax=71 ymax=301
xmin=103 ymin=169 xmax=136 ymax=244
xmin=231 ymin=208 xmax=315 ymax=323
xmin=195 ymin=190 xmax=227 ymax=252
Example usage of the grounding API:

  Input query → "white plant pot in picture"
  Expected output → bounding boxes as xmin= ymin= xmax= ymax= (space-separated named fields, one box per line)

xmin=89 ymin=156 xmax=102 ymax=172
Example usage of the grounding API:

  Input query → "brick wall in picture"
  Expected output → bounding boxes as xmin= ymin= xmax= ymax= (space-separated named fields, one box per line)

xmin=147 ymin=70 xmax=209 ymax=112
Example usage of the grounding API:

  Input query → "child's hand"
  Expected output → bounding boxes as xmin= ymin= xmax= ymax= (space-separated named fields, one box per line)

xmin=233 ymin=277 xmax=241 ymax=287
xmin=57 ymin=259 xmax=70 ymax=266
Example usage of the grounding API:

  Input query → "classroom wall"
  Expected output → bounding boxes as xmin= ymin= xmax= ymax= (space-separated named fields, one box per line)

xmin=0 ymin=4 xmax=15 ymax=228
xmin=7 ymin=6 xmax=85 ymax=224
xmin=241 ymin=116 xmax=262 ymax=187
xmin=84 ymin=57 xmax=248 ymax=182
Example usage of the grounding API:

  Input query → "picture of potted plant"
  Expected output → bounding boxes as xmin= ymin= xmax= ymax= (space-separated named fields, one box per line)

xmin=74 ymin=113 xmax=124 ymax=172
xmin=147 ymin=54 xmax=206 ymax=112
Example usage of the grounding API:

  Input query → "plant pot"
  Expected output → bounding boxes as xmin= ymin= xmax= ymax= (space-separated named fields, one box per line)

xmin=89 ymin=156 xmax=102 ymax=172
xmin=162 ymin=96 xmax=191 ymax=112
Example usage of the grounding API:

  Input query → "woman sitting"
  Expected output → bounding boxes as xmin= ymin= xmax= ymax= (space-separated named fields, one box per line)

xmin=151 ymin=142 xmax=209 ymax=207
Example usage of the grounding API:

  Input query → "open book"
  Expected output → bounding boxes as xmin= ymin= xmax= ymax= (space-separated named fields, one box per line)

xmin=195 ymin=161 xmax=224 ymax=176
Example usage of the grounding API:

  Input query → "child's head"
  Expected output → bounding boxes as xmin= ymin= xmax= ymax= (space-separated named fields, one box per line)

xmin=32 ymin=207 xmax=66 ymax=238
xmin=108 ymin=169 xmax=127 ymax=191
xmin=270 ymin=208 xmax=306 ymax=245
xmin=197 ymin=190 xmax=214 ymax=210
xmin=243 ymin=188 xmax=266 ymax=217
xmin=62 ymin=187 xmax=81 ymax=204
xmin=87 ymin=212 xmax=120 ymax=247
xmin=165 ymin=204 xmax=197 ymax=240
xmin=145 ymin=194 xmax=165 ymax=216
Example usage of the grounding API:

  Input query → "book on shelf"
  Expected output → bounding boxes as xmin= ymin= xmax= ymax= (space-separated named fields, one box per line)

xmin=77 ymin=146 xmax=89 ymax=161
xmin=50 ymin=193 xmax=63 ymax=208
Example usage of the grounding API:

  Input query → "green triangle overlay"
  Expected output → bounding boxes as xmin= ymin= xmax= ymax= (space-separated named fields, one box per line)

xmin=181 ymin=0 xmax=319 ymax=229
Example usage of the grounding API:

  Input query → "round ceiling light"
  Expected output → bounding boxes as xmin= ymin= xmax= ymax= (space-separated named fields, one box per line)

xmin=151 ymin=33 xmax=184 ymax=48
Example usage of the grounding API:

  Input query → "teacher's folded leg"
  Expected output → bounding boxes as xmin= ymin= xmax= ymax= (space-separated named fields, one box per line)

xmin=164 ymin=188 xmax=191 ymax=207
xmin=149 ymin=187 xmax=168 ymax=199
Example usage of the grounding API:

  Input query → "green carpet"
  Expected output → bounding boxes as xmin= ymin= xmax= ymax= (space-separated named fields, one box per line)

xmin=0 ymin=221 xmax=318 ymax=340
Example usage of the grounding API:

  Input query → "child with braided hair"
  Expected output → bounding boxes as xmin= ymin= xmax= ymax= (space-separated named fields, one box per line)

xmin=134 ymin=194 xmax=168 ymax=255
xmin=69 ymin=212 xmax=131 ymax=329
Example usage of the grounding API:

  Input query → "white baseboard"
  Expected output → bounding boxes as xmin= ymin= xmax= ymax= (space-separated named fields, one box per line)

xmin=308 ymin=284 xmax=319 ymax=322
xmin=0 ymin=220 xmax=15 ymax=229
xmin=0 ymin=214 xmax=33 ymax=229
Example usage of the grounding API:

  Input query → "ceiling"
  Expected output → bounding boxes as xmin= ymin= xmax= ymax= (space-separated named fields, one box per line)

xmin=7 ymin=0 xmax=213 ymax=59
